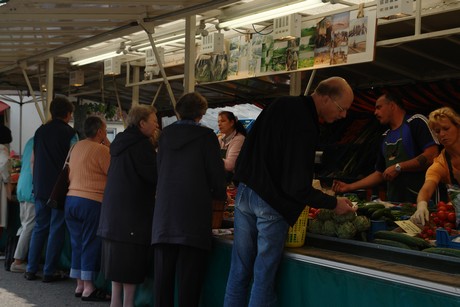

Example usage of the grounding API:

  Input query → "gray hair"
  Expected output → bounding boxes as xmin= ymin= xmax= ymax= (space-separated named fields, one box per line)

xmin=126 ymin=105 xmax=157 ymax=127
xmin=84 ymin=116 xmax=105 ymax=138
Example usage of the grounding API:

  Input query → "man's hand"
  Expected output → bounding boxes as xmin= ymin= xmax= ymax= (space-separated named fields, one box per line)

xmin=382 ymin=164 xmax=400 ymax=181
xmin=333 ymin=197 xmax=357 ymax=215
xmin=332 ymin=180 xmax=350 ymax=193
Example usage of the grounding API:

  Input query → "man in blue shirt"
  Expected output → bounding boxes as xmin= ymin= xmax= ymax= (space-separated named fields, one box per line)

xmin=333 ymin=93 xmax=439 ymax=203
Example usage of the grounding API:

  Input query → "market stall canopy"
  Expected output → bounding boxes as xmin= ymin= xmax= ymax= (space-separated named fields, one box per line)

xmin=0 ymin=101 xmax=10 ymax=113
xmin=0 ymin=0 xmax=459 ymax=112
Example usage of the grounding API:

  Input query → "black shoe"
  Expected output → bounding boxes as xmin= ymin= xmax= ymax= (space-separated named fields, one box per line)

xmin=81 ymin=289 xmax=111 ymax=302
xmin=24 ymin=271 xmax=37 ymax=280
xmin=42 ymin=271 xmax=69 ymax=283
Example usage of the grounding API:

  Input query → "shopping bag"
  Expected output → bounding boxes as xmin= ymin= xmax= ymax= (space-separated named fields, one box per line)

xmin=45 ymin=145 xmax=74 ymax=210
xmin=45 ymin=164 xmax=69 ymax=210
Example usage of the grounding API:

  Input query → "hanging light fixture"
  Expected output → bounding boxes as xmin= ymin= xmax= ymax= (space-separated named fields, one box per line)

xmin=69 ymin=70 xmax=84 ymax=87
xmin=71 ymin=51 xmax=119 ymax=66
xmin=217 ymin=0 xmax=324 ymax=29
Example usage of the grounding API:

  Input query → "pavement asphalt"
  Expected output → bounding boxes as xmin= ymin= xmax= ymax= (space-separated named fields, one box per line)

xmin=0 ymin=260 xmax=109 ymax=307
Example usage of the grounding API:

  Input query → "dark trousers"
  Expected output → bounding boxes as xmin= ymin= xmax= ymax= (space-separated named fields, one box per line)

xmin=153 ymin=243 xmax=207 ymax=307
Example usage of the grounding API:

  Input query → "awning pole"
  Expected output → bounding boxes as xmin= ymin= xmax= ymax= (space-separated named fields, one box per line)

xmin=151 ymin=83 xmax=163 ymax=107
xmin=112 ymin=78 xmax=127 ymax=128
xmin=21 ymin=67 xmax=46 ymax=124
xmin=304 ymin=70 xmax=316 ymax=96
xmin=139 ymin=21 xmax=177 ymax=110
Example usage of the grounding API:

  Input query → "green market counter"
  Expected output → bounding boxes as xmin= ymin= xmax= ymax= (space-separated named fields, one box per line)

xmin=197 ymin=237 xmax=459 ymax=307
xmin=130 ymin=236 xmax=459 ymax=306
xmin=3 ymin=227 xmax=459 ymax=306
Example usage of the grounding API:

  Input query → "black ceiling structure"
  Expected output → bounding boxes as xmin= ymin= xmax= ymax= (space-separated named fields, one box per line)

xmin=0 ymin=1 xmax=459 ymax=114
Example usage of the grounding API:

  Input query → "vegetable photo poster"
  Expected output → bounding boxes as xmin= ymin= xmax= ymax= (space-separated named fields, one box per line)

xmin=228 ymin=36 xmax=250 ymax=78
xmin=195 ymin=53 xmax=228 ymax=82
xmin=195 ymin=6 xmax=376 ymax=83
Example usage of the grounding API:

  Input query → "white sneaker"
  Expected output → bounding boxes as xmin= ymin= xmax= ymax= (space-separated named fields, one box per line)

xmin=10 ymin=262 xmax=27 ymax=273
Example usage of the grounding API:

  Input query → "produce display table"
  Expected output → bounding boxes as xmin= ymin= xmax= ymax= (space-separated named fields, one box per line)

xmin=10 ymin=229 xmax=458 ymax=306
xmin=198 ymin=236 xmax=459 ymax=307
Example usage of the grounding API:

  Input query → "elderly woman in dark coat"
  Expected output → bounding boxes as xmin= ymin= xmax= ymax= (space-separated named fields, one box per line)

xmin=97 ymin=105 xmax=159 ymax=307
xmin=151 ymin=92 xmax=227 ymax=307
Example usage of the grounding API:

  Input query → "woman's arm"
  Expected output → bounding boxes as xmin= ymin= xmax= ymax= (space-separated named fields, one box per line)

xmin=223 ymin=135 xmax=245 ymax=172
xmin=411 ymin=180 xmax=437 ymax=225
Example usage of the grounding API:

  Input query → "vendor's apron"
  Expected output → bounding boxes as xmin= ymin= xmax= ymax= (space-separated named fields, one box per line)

xmin=383 ymin=128 xmax=423 ymax=203
xmin=445 ymin=151 xmax=460 ymax=186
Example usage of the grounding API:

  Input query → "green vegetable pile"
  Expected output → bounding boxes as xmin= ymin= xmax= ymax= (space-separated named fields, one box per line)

xmin=308 ymin=209 xmax=371 ymax=240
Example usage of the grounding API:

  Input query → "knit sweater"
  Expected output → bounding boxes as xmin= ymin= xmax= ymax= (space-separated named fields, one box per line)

xmin=67 ymin=139 xmax=110 ymax=203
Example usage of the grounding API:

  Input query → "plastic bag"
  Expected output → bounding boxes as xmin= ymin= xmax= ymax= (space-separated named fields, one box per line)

xmin=446 ymin=184 xmax=460 ymax=229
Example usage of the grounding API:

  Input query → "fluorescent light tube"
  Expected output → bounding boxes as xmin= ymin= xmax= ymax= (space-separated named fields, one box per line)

xmin=218 ymin=0 xmax=323 ymax=29
xmin=137 ymin=35 xmax=187 ymax=51
xmin=71 ymin=51 xmax=119 ymax=66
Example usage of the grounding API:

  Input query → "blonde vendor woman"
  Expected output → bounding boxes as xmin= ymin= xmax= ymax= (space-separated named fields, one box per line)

xmin=412 ymin=107 xmax=460 ymax=226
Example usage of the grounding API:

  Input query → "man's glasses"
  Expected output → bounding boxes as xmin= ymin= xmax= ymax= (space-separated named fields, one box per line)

xmin=330 ymin=96 xmax=345 ymax=112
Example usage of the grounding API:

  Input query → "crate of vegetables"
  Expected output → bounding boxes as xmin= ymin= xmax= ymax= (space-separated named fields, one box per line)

xmin=436 ymin=228 xmax=460 ymax=249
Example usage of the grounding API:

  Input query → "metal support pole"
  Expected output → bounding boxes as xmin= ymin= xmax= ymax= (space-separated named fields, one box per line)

xmin=46 ymin=58 xmax=54 ymax=119
xmin=139 ymin=21 xmax=177 ymax=109
xmin=112 ymin=78 xmax=127 ymax=128
xmin=304 ymin=69 xmax=316 ymax=96
xmin=415 ymin=0 xmax=421 ymax=36
xmin=289 ymin=71 xmax=302 ymax=96
xmin=132 ymin=66 xmax=140 ymax=106
xmin=151 ymin=83 xmax=163 ymax=106
xmin=21 ymin=67 xmax=46 ymax=124
xmin=184 ymin=15 xmax=196 ymax=94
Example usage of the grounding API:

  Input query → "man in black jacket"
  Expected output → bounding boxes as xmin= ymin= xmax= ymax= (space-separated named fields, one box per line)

xmin=224 ymin=77 xmax=356 ymax=307
xmin=25 ymin=96 xmax=78 ymax=282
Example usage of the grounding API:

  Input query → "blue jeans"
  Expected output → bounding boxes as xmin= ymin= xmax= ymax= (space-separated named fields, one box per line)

xmin=27 ymin=198 xmax=66 ymax=275
xmin=65 ymin=196 xmax=102 ymax=281
xmin=224 ymin=183 xmax=289 ymax=307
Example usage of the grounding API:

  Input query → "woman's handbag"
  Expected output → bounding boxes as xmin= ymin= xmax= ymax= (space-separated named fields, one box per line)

xmin=46 ymin=145 xmax=74 ymax=210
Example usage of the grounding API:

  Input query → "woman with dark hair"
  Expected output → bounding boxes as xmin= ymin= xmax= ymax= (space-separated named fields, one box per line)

xmin=98 ymin=105 xmax=159 ymax=307
xmin=152 ymin=92 xmax=227 ymax=307
xmin=217 ymin=111 xmax=246 ymax=179
xmin=65 ymin=115 xmax=111 ymax=301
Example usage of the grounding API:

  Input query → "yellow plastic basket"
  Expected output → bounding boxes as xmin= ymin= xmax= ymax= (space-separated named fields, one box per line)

xmin=285 ymin=206 xmax=309 ymax=247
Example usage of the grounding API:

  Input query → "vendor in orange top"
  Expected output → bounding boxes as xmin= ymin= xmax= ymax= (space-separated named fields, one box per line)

xmin=412 ymin=107 xmax=460 ymax=226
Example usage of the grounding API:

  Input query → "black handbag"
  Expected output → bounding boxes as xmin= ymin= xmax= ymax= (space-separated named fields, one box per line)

xmin=46 ymin=145 xmax=74 ymax=210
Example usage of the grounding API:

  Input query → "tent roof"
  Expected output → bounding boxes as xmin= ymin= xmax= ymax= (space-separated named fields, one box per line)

xmin=0 ymin=101 xmax=11 ymax=113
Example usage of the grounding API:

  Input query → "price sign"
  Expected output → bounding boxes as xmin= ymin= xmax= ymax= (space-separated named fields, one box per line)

xmin=395 ymin=220 xmax=422 ymax=236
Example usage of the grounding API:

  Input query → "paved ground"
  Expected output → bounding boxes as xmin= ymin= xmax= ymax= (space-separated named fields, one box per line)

xmin=0 ymin=260 xmax=109 ymax=307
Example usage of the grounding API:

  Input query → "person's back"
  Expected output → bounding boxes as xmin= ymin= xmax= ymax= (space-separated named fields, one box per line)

xmin=16 ymin=138 xmax=34 ymax=204
xmin=234 ymin=95 xmax=336 ymax=225
xmin=26 ymin=95 xmax=77 ymax=282
xmin=10 ymin=137 xmax=35 ymax=273
xmin=33 ymin=119 xmax=76 ymax=200
xmin=152 ymin=92 xmax=227 ymax=307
